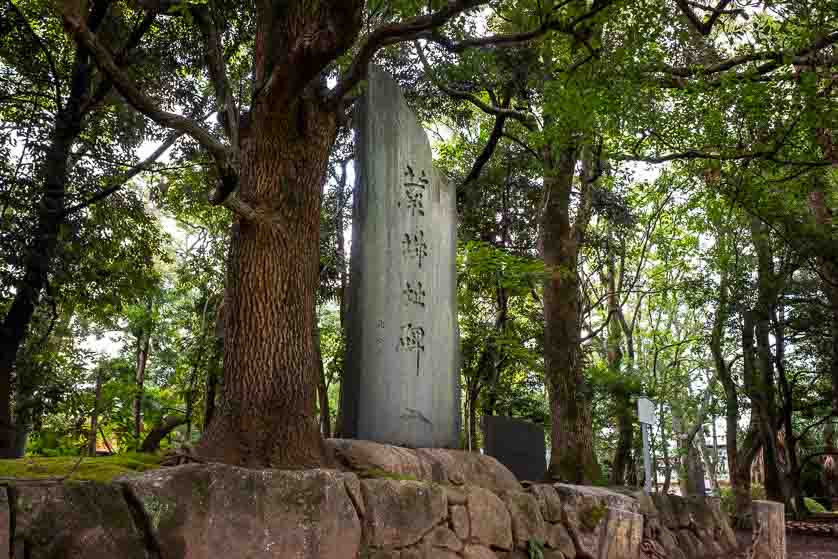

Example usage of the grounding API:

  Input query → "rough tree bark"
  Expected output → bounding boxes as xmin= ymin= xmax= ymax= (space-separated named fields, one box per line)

xmin=542 ymin=137 xmax=599 ymax=483
xmin=748 ymin=218 xmax=786 ymax=503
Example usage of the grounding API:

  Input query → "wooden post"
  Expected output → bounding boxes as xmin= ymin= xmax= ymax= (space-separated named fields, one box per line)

xmin=750 ymin=500 xmax=785 ymax=559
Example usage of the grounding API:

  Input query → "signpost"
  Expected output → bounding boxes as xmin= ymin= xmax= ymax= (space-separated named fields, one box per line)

xmin=638 ymin=397 xmax=655 ymax=495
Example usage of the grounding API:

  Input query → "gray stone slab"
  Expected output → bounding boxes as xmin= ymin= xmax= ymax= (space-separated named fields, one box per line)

xmin=339 ymin=68 xmax=460 ymax=448
xmin=482 ymin=415 xmax=546 ymax=482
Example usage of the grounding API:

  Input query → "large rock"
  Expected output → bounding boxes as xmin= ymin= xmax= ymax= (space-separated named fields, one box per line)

xmin=361 ymin=479 xmax=447 ymax=548
xmin=599 ymin=508 xmax=643 ymax=559
xmin=464 ymin=545 xmax=499 ymax=559
xmin=450 ymin=505 xmax=470 ymax=540
xmin=556 ymin=484 xmax=640 ymax=559
xmin=120 ymin=464 xmax=361 ymax=559
xmin=14 ymin=481 xmax=150 ymax=559
xmin=529 ymin=484 xmax=563 ymax=523
xmin=501 ymin=491 xmax=546 ymax=549
xmin=676 ymin=528 xmax=707 ymax=559
xmin=555 ymin=485 xmax=639 ymax=514
xmin=466 ymin=486 xmax=513 ymax=551
xmin=545 ymin=523 xmax=576 ymax=558
xmin=341 ymin=67 xmax=460 ymax=448
xmin=329 ymin=439 xmax=521 ymax=493
xmin=651 ymin=493 xmax=677 ymax=530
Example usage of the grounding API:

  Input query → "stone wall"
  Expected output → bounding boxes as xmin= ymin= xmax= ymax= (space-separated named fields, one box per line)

xmin=0 ymin=444 xmax=740 ymax=559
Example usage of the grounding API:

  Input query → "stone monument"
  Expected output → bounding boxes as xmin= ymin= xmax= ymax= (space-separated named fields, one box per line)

xmin=482 ymin=415 xmax=547 ymax=482
xmin=339 ymin=68 xmax=460 ymax=448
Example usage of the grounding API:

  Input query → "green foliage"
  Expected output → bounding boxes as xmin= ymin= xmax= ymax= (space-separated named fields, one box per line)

xmin=804 ymin=497 xmax=827 ymax=514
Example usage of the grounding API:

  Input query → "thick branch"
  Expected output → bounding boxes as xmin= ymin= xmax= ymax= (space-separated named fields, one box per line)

xmin=463 ymin=110 xmax=508 ymax=185
xmin=62 ymin=12 xmax=232 ymax=167
xmin=191 ymin=3 xmax=239 ymax=150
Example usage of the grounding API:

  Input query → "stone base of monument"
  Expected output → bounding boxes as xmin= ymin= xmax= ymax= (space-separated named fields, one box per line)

xmin=0 ymin=441 xmax=740 ymax=559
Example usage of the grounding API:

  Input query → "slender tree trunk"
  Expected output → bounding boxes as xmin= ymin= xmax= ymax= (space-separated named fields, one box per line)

xmin=88 ymin=370 xmax=105 ymax=456
xmin=133 ymin=301 xmax=152 ymax=444
xmin=195 ymin=88 xmax=339 ymax=468
xmin=203 ymin=347 xmax=220 ymax=433
xmin=314 ymin=319 xmax=331 ymax=438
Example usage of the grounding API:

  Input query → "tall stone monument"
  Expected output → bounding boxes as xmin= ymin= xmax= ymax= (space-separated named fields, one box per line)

xmin=339 ymin=69 xmax=460 ymax=448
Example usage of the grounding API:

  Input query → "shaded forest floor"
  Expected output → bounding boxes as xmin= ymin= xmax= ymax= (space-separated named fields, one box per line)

xmin=734 ymin=529 xmax=838 ymax=559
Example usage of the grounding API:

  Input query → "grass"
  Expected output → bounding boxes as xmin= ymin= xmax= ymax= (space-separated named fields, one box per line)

xmin=0 ymin=453 xmax=163 ymax=483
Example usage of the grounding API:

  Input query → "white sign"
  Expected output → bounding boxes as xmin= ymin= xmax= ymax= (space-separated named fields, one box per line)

xmin=637 ymin=397 xmax=655 ymax=425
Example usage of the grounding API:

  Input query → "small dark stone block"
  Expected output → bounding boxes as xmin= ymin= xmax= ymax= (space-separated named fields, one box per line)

xmin=482 ymin=416 xmax=546 ymax=482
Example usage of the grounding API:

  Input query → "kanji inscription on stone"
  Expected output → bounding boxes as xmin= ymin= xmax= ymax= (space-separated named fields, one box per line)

xmin=402 ymin=231 xmax=428 ymax=268
xmin=398 ymin=165 xmax=428 ymax=217
xmin=403 ymin=280 xmax=426 ymax=307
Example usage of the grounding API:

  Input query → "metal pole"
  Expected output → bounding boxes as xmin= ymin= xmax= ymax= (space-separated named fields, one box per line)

xmin=642 ymin=422 xmax=652 ymax=495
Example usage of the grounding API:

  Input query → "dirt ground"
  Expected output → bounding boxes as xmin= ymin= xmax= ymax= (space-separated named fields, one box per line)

xmin=734 ymin=530 xmax=838 ymax=559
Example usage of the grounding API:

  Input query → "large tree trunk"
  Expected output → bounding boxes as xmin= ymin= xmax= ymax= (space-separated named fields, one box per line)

xmin=195 ymin=89 xmax=339 ymax=468
xmin=749 ymin=218 xmax=786 ymax=502
xmin=808 ymin=186 xmax=838 ymax=506
xmin=542 ymin=142 xmax=599 ymax=483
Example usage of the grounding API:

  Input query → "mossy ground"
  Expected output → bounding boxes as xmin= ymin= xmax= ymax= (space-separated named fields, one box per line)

xmin=0 ymin=453 xmax=162 ymax=482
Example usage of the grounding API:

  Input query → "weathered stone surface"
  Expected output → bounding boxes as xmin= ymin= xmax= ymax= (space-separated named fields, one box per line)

xmin=557 ymin=484 xmax=639 ymax=559
xmin=426 ymin=525 xmax=463 ymax=552
xmin=464 ymin=545 xmax=499 ymax=559
xmin=445 ymin=486 xmax=467 ymax=505
xmin=14 ymin=481 xmax=150 ymax=559
xmin=656 ymin=526 xmax=686 ymax=559
xmin=633 ymin=491 xmax=658 ymax=519
xmin=482 ymin=415 xmax=546 ymax=482
xmin=651 ymin=494 xmax=677 ymax=530
xmin=529 ymin=484 xmax=563 ymax=523
xmin=121 ymin=464 xmax=361 ymax=559
xmin=676 ymin=528 xmax=707 ymax=559
xmin=555 ymin=484 xmax=640 ymax=514
xmin=546 ymin=523 xmax=576 ymax=558
xmin=345 ymin=474 xmax=365 ymax=518
xmin=671 ymin=496 xmax=693 ymax=528
xmin=401 ymin=540 xmax=460 ymax=559
xmin=341 ymin=67 xmax=460 ymax=448
xmin=361 ymin=479 xmax=447 ymax=548
xmin=599 ymin=508 xmax=643 ymax=559
xmin=502 ymin=490 xmax=546 ymax=549
xmin=450 ymin=505 xmax=470 ymax=540
xmin=417 ymin=448 xmax=521 ymax=493
xmin=328 ymin=439 xmax=521 ymax=493
xmin=543 ymin=551 xmax=567 ymax=559
xmin=562 ymin=499 xmax=606 ymax=559
xmin=466 ymin=486 xmax=513 ymax=551
xmin=706 ymin=497 xmax=738 ymax=551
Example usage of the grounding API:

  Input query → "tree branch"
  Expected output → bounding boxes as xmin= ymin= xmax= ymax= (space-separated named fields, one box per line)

xmin=62 ymin=10 xmax=237 ymax=195
xmin=330 ymin=0 xmax=490 ymax=103
xmin=415 ymin=41 xmax=537 ymax=130
xmin=191 ymin=3 xmax=239 ymax=150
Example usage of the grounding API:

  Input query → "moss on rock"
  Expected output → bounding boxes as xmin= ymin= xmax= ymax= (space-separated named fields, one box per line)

xmin=0 ymin=453 xmax=161 ymax=483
